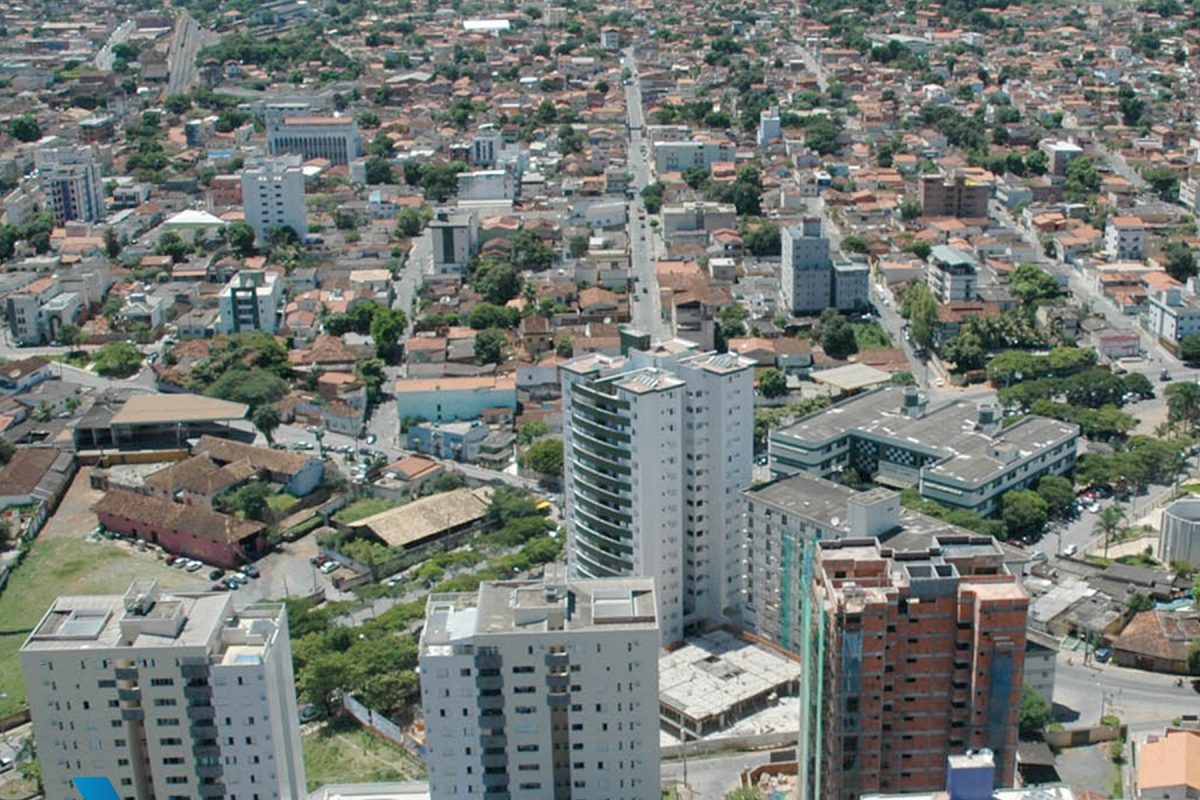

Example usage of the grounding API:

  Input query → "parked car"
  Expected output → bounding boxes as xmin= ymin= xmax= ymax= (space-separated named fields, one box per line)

xmin=1095 ymin=647 xmax=1112 ymax=663
xmin=165 ymin=556 xmax=179 ymax=567
xmin=222 ymin=577 xmax=240 ymax=590
xmin=299 ymin=704 xmax=323 ymax=723
xmin=1063 ymin=543 xmax=1079 ymax=557
xmin=319 ymin=561 xmax=339 ymax=574
xmin=234 ymin=571 xmax=249 ymax=583
xmin=208 ymin=569 xmax=225 ymax=581
xmin=366 ymin=434 xmax=377 ymax=445
xmin=243 ymin=564 xmax=260 ymax=578
xmin=185 ymin=559 xmax=203 ymax=572
xmin=211 ymin=582 xmax=228 ymax=592
xmin=173 ymin=558 xmax=189 ymax=569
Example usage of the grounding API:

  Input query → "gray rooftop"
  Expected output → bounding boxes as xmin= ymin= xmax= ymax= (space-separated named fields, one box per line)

xmin=773 ymin=385 xmax=1078 ymax=485
xmin=421 ymin=569 xmax=657 ymax=654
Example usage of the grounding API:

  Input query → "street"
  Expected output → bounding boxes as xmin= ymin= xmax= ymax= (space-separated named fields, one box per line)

xmin=623 ymin=49 xmax=671 ymax=341
xmin=1054 ymin=649 xmax=1200 ymax=732
xmin=93 ymin=19 xmax=134 ymax=72
xmin=164 ymin=10 xmax=212 ymax=98
xmin=662 ymin=750 xmax=777 ymax=800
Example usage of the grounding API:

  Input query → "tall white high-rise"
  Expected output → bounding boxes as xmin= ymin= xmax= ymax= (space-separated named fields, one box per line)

xmin=419 ymin=566 xmax=660 ymax=800
xmin=241 ymin=156 xmax=306 ymax=243
xmin=21 ymin=579 xmax=306 ymax=800
xmin=560 ymin=341 xmax=754 ymax=644
xmin=36 ymin=145 xmax=105 ymax=224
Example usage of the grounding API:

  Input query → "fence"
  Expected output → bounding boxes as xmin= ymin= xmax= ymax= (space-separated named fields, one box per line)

xmin=341 ymin=695 xmax=426 ymax=761
xmin=660 ymin=729 xmax=798 ymax=759
xmin=1044 ymin=723 xmax=1127 ymax=749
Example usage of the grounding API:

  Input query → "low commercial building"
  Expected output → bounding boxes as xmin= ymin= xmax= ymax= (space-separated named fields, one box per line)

xmin=1025 ymin=629 xmax=1059 ymax=702
xmin=73 ymin=392 xmax=249 ymax=451
xmin=768 ymin=386 xmax=1079 ymax=516
xmin=348 ymin=486 xmax=493 ymax=551
xmin=406 ymin=419 xmax=489 ymax=462
xmin=1161 ymin=498 xmax=1200 ymax=569
xmin=393 ymin=374 xmax=517 ymax=423
xmin=1110 ymin=609 xmax=1200 ymax=674
xmin=658 ymin=629 xmax=801 ymax=738
xmin=94 ymin=489 xmax=266 ymax=568
xmin=419 ymin=567 xmax=660 ymax=800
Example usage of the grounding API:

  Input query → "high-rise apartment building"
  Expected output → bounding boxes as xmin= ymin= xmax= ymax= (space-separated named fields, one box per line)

xmin=241 ymin=156 xmax=306 ymax=242
xmin=779 ymin=219 xmax=870 ymax=315
xmin=419 ymin=567 xmax=660 ymax=800
xmin=266 ymin=113 xmax=362 ymax=165
xmin=919 ymin=172 xmax=991 ymax=219
xmin=928 ymin=245 xmax=979 ymax=303
xmin=216 ymin=270 xmax=282 ymax=334
xmin=744 ymin=474 xmax=1029 ymax=800
xmin=560 ymin=342 xmax=754 ymax=644
xmin=36 ymin=145 xmax=105 ymax=224
xmin=21 ymin=579 xmax=306 ymax=800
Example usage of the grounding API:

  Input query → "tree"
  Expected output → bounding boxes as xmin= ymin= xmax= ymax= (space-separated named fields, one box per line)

xmin=1009 ymin=263 xmax=1059 ymax=305
xmin=1163 ymin=241 xmax=1197 ymax=282
xmin=1181 ymin=334 xmax=1200 ymax=364
xmin=473 ymin=259 xmax=522 ymax=305
xmin=841 ymin=235 xmax=869 ymax=255
xmin=725 ymin=789 xmax=768 ymax=800
xmin=467 ymin=302 xmax=519 ymax=330
xmin=252 ymin=405 xmax=281 ymax=443
xmin=475 ymin=328 xmax=507 ymax=364
xmin=225 ymin=220 xmax=256 ymax=257
xmin=1001 ymin=490 xmax=1049 ymax=541
xmin=225 ymin=481 xmax=272 ymax=521
xmin=899 ymin=196 xmax=922 ymax=221
xmin=1036 ymin=475 xmax=1075 ymax=519
xmin=103 ymin=227 xmax=121 ymax=259
xmin=518 ymin=420 xmax=548 ymax=446
xmin=1018 ymin=684 xmax=1054 ymax=740
xmin=364 ymin=156 xmax=394 ymax=185
xmin=1123 ymin=372 xmax=1154 ymax=399
xmin=568 ymin=235 xmax=589 ymax=259
xmin=356 ymin=358 xmax=387 ymax=406
xmin=396 ymin=207 xmax=423 ymax=238
xmin=817 ymin=310 xmax=858 ymax=360
xmin=57 ymin=323 xmax=83 ymax=353
xmin=1167 ymin=382 xmax=1200 ymax=431
xmin=1096 ymin=505 xmax=1127 ymax=558
xmin=163 ymin=94 xmax=192 ymax=115
xmin=1126 ymin=592 xmax=1154 ymax=613
xmin=640 ymin=183 xmax=664 ymax=213
xmin=1143 ymin=167 xmax=1179 ymax=202
xmin=743 ymin=221 xmax=781 ymax=256
xmin=510 ymin=229 xmax=556 ymax=272
xmin=803 ymin=116 xmax=842 ymax=155
xmin=370 ymin=308 xmax=406 ymax=364
xmin=901 ymin=283 xmax=938 ymax=351
xmin=155 ymin=231 xmax=192 ymax=263
xmin=92 ymin=342 xmax=143 ymax=378
xmin=759 ymin=367 xmax=787 ymax=398
xmin=7 ymin=114 xmax=41 ymax=142
xmin=524 ymin=437 xmax=564 ymax=476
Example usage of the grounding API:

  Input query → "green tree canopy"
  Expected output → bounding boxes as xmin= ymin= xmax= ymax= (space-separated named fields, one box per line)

xmin=475 ymin=328 xmax=507 ymax=365
xmin=524 ymin=437 xmax=564 ymax=476
xmin=93 ymin=342 xmax=143 ymax=378
xmin=758 ymin=367 xmax=787 ymax=398
xmin=7 ymin=114 xmax=41 ymax=142
xmin=1001 ymin=490 xmax=1049 ymax=541
xmin=1018 ymin=684 xmax=1054 ymax=740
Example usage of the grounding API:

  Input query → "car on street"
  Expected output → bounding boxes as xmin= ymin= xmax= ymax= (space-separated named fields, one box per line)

xmin=1062 ymin=543 xmax=1078 ymax=557
xmin=1095 ymin=647 xmax=1112 ymax=663
xmin=934 ymin=377 xmax=945 ymax=387
xmin=366 ymin=434 xmax=377 ymax=445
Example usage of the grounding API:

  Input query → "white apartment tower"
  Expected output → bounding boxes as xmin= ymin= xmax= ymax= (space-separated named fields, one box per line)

xmin=216 ymin=270 xmax=282 ymax=334
xmin=36 ymin=145 xmax=105 ymax=224
xmin=560 ymin=341 xmax=754 ymax=644
xmin=419 ymin=567 xmax=660 ymax=800
xmin=241 ymin=156 xmax=306 ymax=243
xmin=21 ymin=580 xmax=306 ymax=800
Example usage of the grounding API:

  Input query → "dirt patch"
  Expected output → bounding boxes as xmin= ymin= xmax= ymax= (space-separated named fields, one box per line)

xmin=40 ymin=470 xmax=103 ymax=541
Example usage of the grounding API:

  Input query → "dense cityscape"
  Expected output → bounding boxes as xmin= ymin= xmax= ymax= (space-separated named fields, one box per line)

xmin=1 ymin=0 xmax=1200 ymax=798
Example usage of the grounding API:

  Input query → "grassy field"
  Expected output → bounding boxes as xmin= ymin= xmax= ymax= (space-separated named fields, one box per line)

xmin=0 ymin=537 xmax=204 ymax=717
xmin=332 ymin=497 xmax=394 ymax=525
xmin=268 ymin=493 xmax=300 ymax=514
xmin=852 ymin=320 xmax=892 ymax=351
xmin=303 ymin=717 xmax=426 ymax=791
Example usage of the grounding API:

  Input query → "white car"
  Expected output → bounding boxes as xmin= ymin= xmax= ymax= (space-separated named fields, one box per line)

xmin=319 ymin=561 xmax=339 ymax=574
xmin=934 ymin=377 xmax=945 ymax=387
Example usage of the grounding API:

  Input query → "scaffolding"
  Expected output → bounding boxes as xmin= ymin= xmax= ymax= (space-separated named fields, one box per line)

xmin=796 ymin=535 xmax=824 ymax=800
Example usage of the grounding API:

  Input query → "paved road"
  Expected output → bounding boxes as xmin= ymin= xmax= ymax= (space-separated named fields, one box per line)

xmin=165 ymin=10 xmax=209 ymax=98
xmin=1054 ymin=650 xmax=1200 ymax=730
xmin=94 ymin=19 xmax=134 ymax=72
xmin=623 ymin=49 xmax=671 ymax=341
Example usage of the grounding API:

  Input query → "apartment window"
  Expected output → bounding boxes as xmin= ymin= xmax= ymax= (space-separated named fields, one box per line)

xmin=156 ymin=718 xmax=180 ymax=727
xmin=159 ymin=738 xmax=181 ymax=746
xmin=150 ymin=678 xmax=174 ymax=687
xmin=166 ymin=777 xmax=188 ymax=785
xmin=153 ymin=698 xmax=177 ymax=707
xmin=515 ymin=706 xmax=536 ymax=715
xmin=163 ymin=757 xmax=184 ymax=765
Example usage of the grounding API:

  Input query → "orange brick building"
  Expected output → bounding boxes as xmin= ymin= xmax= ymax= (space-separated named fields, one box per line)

xmin=811 ymin=538 xmax=1028 ymax=800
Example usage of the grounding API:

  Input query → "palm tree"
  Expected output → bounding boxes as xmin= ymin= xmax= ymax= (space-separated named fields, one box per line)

xmin=1096 ymin=505 xmax=1126 ymax=558
xmin=252 ymin=405 xmax=281 ymax=445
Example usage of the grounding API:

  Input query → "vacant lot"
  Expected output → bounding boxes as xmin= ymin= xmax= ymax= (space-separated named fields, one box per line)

xmin=332 ymin=497 xmax=394 ymax=525
xmin=0 ymin=533 xmax=204 ymax=717
xmin=303 ymin=717 xmax=425 ymax=791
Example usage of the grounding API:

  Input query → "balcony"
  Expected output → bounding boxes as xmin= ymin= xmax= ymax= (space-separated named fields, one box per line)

xmin=114 ymin=667 xmax=138 ymax=680
xmin=183 ymin=685 xmax=212 ymax=702
xmin=197 ymin=783 xmax=226 ymax=798
xmin=192 ymin=744 xmax=220 ymax=759
xmin=187 ymin=705 xmax=216 ymax=721
xmin=190 ymin=724 xmax=218 ymax=739
xmin=196 ymin=763 xmax=223 ymax=779
xmin=117 ymin=688 xmax=141 ymax=702
xmin=119 ymin=708 xmax=143 ymax=722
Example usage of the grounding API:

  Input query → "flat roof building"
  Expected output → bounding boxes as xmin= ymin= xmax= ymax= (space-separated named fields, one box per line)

xmin=22 ymin=580 xmax=306 ymax=800
xmin=768 ymin=385 xmax=1078 ymax=516
xmin=419 ymin=567 xmax=660 ymax=800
